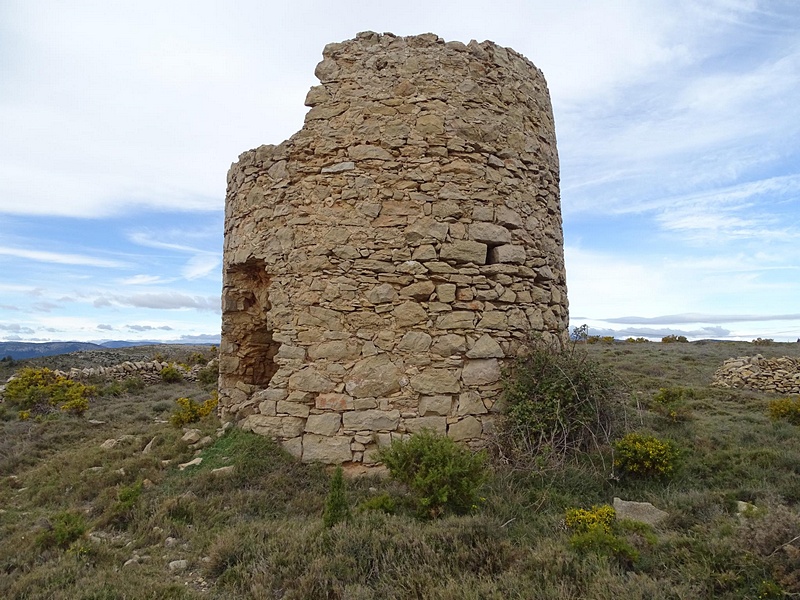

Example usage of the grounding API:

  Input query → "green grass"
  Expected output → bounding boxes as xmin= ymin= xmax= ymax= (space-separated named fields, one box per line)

xmin=1 ymin=341 xmax=799 ymax=599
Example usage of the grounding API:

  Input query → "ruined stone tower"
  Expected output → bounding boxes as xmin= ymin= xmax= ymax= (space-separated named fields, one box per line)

xmin=220 ymin=31 xmax=568 ymax=465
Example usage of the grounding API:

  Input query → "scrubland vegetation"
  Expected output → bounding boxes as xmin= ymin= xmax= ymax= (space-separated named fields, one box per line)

xmin=1 ymin=339 xmax=799 ymax=599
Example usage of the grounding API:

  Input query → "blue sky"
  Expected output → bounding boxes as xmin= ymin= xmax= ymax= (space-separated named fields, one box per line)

xmin=1 ymin=0 xmax=799 ymax=343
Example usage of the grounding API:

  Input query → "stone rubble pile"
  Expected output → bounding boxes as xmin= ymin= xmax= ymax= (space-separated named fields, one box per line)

xmin=220 ymin=32 xmax=569 ymax=465
xmin=711 ymin=355 xmax=800 ymax=394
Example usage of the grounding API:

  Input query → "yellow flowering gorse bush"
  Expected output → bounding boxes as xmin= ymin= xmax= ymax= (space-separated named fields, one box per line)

xmin=768 ymin=397 xmax=800 ymax=426
xmin=613 ymin=432 xmax=677 ymax=477
xmin=565 ymin=504 xmax=616 ymax=533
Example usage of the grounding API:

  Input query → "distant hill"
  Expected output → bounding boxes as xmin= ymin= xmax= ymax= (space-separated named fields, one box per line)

xmin=0 ymin=338 xmax=219 ymax=360
xmin=0 ymin=341 xmax=105 ymax=360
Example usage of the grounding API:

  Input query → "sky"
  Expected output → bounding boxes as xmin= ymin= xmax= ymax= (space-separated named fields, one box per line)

xmin=1 ymin=0 xmax=799 ymax=344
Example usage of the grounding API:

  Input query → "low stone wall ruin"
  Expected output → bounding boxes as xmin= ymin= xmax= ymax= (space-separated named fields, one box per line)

xmin=1 ymin=361 xmax=210 ymax=394
xmin=712 ymin=355 xmax=800 ymax=394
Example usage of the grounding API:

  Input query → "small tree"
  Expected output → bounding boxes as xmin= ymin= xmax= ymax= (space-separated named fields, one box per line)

xmin=323 ymin=466 xmax=351 ymax=527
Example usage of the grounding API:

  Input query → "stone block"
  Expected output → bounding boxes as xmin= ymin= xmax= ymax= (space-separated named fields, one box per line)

xmin=276 ymin=401 xmax=310 ymax=418
xmin=393 ymin=301 xmax=428 ymax=327
xmin=436 ymin=283 xmax=457 ymax=303
xmin=342 ymin=409 xmax=401 ymax=431
xmin=448 ymin=416 xmax=483 ymax=441
xmin=348 ymin=144 xmax=394 ymax=161
xmin=436 ymin=311 xmax=475 ymax=330
xmin=288 ymin=368 xmax=336 ymax=393
xmin=466 ymin=334 xmax=504 ymax=358
xmin=462 ymin=359 xmax=501 ymax=386
xmin=345 ymin=355 xmax=402 ymax=398
xmin=308 ymin=340 xmax=361 ymax=361
xmin=282 ymin=436 xmax=303 ymax=459
xmin=410 ymin=369 xmax=460 ymax=394
xmin=241 ymin=415 xmax=306 ymax=439
xmin=399 ymin=280 xmax=435 ymax=300
xmin=495 ymin=206 xmax=524 ymax=228
xmin=367 ymin=283 xmax=398 ymax=304
xmin=430 ymin=333 xmax=467 ymax=356
xmin=419 ymin=395 xmax=452 ymax=416
xmin=440 ymin=241 xmax=487 ymax=265
xmin=488 ymin=244 xmax=526 ymax=264
xmin=404 ymin=416 xmax=447 ymax=435
xmin=457 ymin=391 xmax=488 ymax=415
xmin=302 ymin=434 xmax=353 ymax=463
xmin=469 ymin=222 xmax=511 ymax=245
xmin=305 ymin=413 xmax=342 ymax=436
xmin=397 ymin=331 xmax=433 ymax=352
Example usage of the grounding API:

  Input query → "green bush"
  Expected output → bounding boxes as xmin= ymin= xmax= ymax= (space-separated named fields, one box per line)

xmin=170 ymin=393 xmax=218 ymax=427
xmin=123 ymin=376 xmax=145 ymax=393
xmin=102 ymin=481 xmax=144 ymax=529
xmin=625 ymin=337 xmax=649 ymax=343
xmin=187 ymin=351 xmax=208 ymax=366
xmin=501 ymin=341 xmax=620 ymax=466
xmin=196 ymin=362 xmax=219 ymax=389
xmin=322 ymin=466 xmax=350 ymax=527
xmin=661 ymin=335 xmax=688 ymax=343
xmin=569 ymin=526 xmax=639 ymax=566
xmin=360 ymin=493 xmax=397 ymax=515
xmin=35 ymin=511 xmax=87 ymax=550
xmin=768 ymin=397 xmax=800 ymax=426
xmin=651 ymin=387 xmax=695 ymax=422
xmin=4 ymin=367 xmax=94 ymax=416
xmin=614 ymin=433 xmax=677 ymax=478
xmin=378 ymin=431 xmax=487 ymax=519
xmin=160 ymin=364 xmax=183 ymax=383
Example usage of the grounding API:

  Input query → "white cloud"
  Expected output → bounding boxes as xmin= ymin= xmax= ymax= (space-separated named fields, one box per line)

xmin=119 ymin=275 xmax=168 ymax=286
xmin=0 ymin=246 xmax=127 ymax=268
xmin=94 ymin=292 xmax=220 ymax=312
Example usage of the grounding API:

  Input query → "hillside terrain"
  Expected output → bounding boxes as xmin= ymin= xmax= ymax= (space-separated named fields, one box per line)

xmin=1 ymin=340 xmax=799 ymax=599
xmin=0 ymin=341 xmax=217 ymax=361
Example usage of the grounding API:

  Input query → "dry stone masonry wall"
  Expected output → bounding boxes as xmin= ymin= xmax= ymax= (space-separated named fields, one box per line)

xmin=220 ymin=31 xmax=569 ymax=466
xmin=712 ymin=355 xmax=800 ymax=394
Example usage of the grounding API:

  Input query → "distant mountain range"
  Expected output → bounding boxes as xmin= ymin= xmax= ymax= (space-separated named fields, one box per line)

xmin=0 ymin=339 xmax=218 ymax=360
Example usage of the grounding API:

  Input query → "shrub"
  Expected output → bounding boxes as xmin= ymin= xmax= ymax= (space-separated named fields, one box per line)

xmin=661 ymin=334 xmax=688 ymax=343
xmin=197 ymin=362 xmax=219 ymax=389
xmin=123 ymin=376 xmax=145 ymax=393
xmin=569 ymin=526 xmax=639 ymax=566
xmin=4 ymin=367 xmax=94 ymax=416
xmin=187 ymin=351 xmax=208 ymax=366
xmin=322 ymin=466 xmax=350 ymax=527
xmin=360 ymin=493 xmax=397 ymax=515
xmin=103 ymin=481 xmax=144 ymax=529
xmin=651 ymin=387 xmax=695 ymax=422
xmin=99 ymin=380 xmax=125 ymax=397
xmin=160 ymin=364 xmax=183 ymax=383
xmin=768 ymin=397 xmax=800 ymax=426
xmin=625 ymin=337 xmax=649 ymax=343
xmin=170 ymin=393 xmax=218 ymax=427
xmin=614 ymin=432 xmax=677 ymax=478
xmin=378 ymin=430 xmax=487 ymax=519
xmin=35 ymin=511 xmax=87 ymax=550
xmin=752 ymin=338 xmax=775 ymax=346
xmin=565 ymin=504 xmax=616 ymax=534
xmin=500 ymin=340 xmax=620 ymax=466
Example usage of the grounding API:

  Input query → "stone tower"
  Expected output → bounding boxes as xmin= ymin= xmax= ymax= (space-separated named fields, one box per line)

xmin=220 ymin=32 xmax=568 ymax=466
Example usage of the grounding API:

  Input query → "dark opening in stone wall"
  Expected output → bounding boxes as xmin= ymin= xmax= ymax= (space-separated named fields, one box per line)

xmin=221 ymin=259 xmax=279 ymax=388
